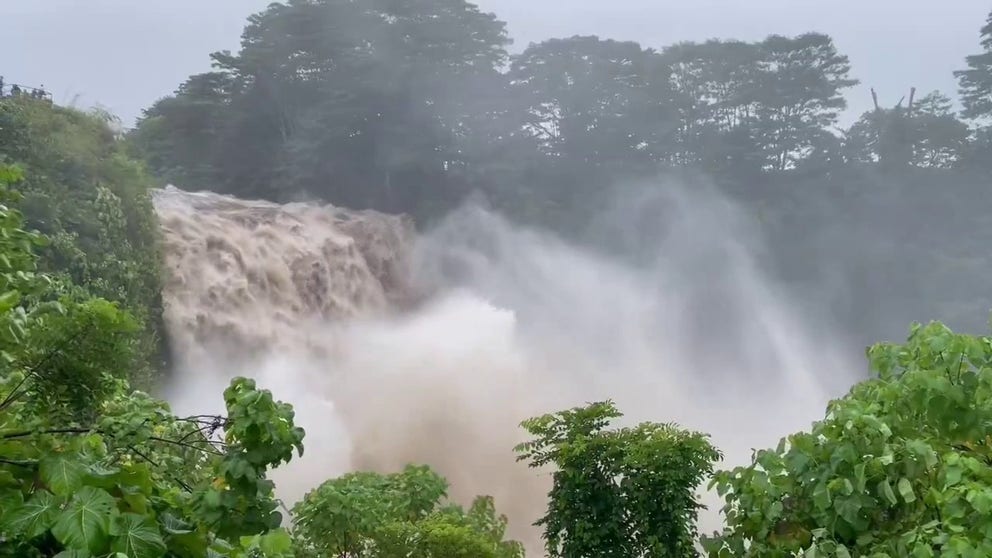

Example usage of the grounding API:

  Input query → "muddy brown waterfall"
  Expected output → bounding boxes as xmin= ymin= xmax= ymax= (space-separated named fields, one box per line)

xmin=153 ymin=183 xmax=857 ymax=555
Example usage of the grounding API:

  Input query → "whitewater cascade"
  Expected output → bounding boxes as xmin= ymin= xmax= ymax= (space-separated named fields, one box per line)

xmin=153 ymin=183 xmax=857 ymax=553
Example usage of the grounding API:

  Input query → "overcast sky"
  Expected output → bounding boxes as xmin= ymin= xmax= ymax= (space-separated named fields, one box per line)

xmin=3 ymin=0 xmax=989 ymax=127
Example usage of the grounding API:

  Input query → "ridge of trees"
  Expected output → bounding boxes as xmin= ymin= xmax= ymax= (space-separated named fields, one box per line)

xmin=131 ymin=3 xmax=992 ymax=221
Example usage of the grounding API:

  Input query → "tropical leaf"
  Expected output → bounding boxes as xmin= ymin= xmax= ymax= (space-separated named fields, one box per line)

xmin=5 ymin=490 xmax=60 ymax=539
xmin=52 ymin=486 xmax=116 ymax=553
xmin=110 ymin=512 xmax=167 ymax=558
xmin=41 ymin=453 xmax=88 ymax=496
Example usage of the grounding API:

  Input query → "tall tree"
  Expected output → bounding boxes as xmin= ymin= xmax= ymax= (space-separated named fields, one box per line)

xmin=498 ymin=36 xmax=672 ymax=229
xmin=130 ymin=72 xmax=234 ymax=191
xmin=508 ymin=36 xmax=661 ymax=169
xmin=659 ymin=39 xmax=764 ymax=168
xmin=131 ymin=0 xmax=511 ymax=217
xmin=955 ymin=9 xmax=992 ymax=120
xmin=752 ymin=33 xmax=857 ymax=170
xmin=658 ymin=35 xmax=856 ymax=173
xmin=910 ymin=91 xmax=970 ymax=168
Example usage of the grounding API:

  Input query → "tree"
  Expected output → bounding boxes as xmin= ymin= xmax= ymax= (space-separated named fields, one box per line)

xmin=955 ymin=9 xmax=992 ymax=120
xmin=844 ymin=89 xmax=969 ymax=169
xmin=659 ymin=39 xmax=764 ymax=169
xmin=496 ymin=36 xmax=669 ymax=228
xmin=657 ymin=34 xmax=856 ymax=172
xmin=704 ymin=321 xmax=992 ymax=556
xmin=132 ymin=0 xmax=512 ymax=218
xmin=752 ymin=33 xmax=857 ymax=170
xmin=508 ymin=36 xmax=660 ymax=167
xmin=129 ymin=72 xmax=235 ymax=191
xmin=515 ymin=401 xmax=721 ymax=558
xmin=291 ymin=464 xmax=524 ymax=558
xmin=909 ymin=91 xmax=970 ymax=168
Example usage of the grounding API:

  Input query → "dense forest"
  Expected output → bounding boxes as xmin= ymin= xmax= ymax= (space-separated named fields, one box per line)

xmin=3 ymin=1 xmax=992 ymax=556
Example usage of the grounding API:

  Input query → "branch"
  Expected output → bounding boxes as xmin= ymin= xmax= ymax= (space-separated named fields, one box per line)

xmin=127 ymin=444 xmax=194 ymax=493
xmin=0 ymin=458 xmax=37 ymax=468
xmin=2 ymin=427 xmax=92 ymax=440
xmin=4 ymin=427 xmax=225 ymax=456
xmin=177 ymin=421 xmax=227 ymax=445
xmin=148 ymin=436 xmax=225 ymax=456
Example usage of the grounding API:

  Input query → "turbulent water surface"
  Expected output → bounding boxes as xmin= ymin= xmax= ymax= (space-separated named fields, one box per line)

xmin=153 ymin=183 xmax=857 ymax=553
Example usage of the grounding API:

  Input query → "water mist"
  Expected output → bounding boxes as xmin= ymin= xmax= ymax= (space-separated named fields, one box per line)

xmin=154 ymin=180 xmax=857 ymax=554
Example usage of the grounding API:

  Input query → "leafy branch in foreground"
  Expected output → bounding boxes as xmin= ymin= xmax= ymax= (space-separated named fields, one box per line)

xmin=704 ymin=321 xmax=992 ymax=557
xmin=0 ymin=163 xmax=301 ymax=557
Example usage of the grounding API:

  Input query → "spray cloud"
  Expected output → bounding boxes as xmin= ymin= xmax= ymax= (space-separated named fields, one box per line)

xmin=155 ymin=178 xmax=858 ymax=553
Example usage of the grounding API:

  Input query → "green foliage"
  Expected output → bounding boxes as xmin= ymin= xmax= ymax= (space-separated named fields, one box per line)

xmin=956 ymin=10 xmax=992 ymax=120
xmin=704 ymin=321 xmax=992 ymax=557
xmin=0 ymin=98 xmax=167 ymax=387
xmin=130 ymin=0 xmax=510 ymax=219
xmin=134 ymin=13 xmax=864 ymax=221
xmin=1 ymin=370 xmax=304 ymax=558
xmin=0 ymin=166 xmax=303 ymax=556
xmin=292 ymin=464 xmax=524 ymax=558
xmin=195 ymin=377 xmax=305 ymax=540
xmin=516 ymin=400 xmax=721 ymax=558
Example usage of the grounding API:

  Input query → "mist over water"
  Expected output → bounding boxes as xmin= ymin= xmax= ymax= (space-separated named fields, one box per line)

xmin=155 ymin=180 xmax=858 ymax=553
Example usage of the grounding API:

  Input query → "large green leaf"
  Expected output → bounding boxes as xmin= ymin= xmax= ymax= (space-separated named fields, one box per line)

xmin=40 ymin=454 xmax=88 ymax=496
xmin=5 ymin=490 xmax=60 ymax=539
xmin=51 ymin=486 xmax=116 ymax=553
xmin=258 ymin=530 xmax=295 ymax=555
xmin=110 ymin=512 xmax=167 ymax=558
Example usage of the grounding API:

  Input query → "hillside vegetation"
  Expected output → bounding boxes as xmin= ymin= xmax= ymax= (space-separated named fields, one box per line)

xmin=0 ymin=98 xmax=167 ymax=386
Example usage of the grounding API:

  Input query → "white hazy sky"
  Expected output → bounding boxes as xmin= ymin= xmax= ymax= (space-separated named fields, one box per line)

xmin=2 ymin=0 xmax=989 ymax=127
